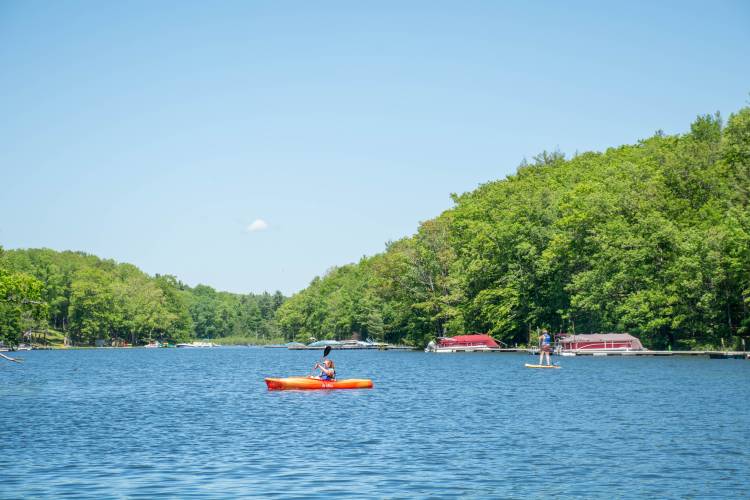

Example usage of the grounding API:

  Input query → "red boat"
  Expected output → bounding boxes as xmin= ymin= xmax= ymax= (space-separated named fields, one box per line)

xmin=558 ymin=333 xmax=643 ymax=354
xmin=425 ymin=334 xmax=501 ymax=353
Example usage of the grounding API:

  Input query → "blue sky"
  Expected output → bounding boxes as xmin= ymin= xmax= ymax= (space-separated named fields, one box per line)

xmin=1 ymin=1 xmax=749 ymax=295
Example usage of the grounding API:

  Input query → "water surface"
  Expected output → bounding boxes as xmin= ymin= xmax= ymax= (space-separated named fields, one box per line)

xmin=1 ymin=348 xmax=748 ymax=498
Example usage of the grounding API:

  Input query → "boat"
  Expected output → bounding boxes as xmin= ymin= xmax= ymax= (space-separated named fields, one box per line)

xmin=306 ymin=340 xmax=343 ymax=349
xmin=176 ymin=341 xmax=218 ymax=348
xmin=265 ymin=377 xmax=374 ymax=390
xmin=264 ymin=342 xmax=306 ymax=349
xmin=144 ymin=341 xmax=161 ymax=348
xmin=339 ymin=340 xmax=377 ymax=349
xmin=425 ymin=334 xmax=502 ymax=353
xmin=558 ymin=333 xmax=644 ymax=354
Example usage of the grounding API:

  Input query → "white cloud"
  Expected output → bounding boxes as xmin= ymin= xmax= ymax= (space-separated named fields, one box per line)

xmin=247 ymin=219 xmax=269 ymax=232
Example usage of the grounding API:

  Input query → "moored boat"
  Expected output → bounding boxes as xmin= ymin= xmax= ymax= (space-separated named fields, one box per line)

xmin=264 ymin=342 xmax=306 ymax=349
xmin=176 ymin=341 xmax=218 ymax=348
xmin=425 ymin=334 xmax=502 ymax=353
xmin=558 ymin=333 xmax=643 ymax=354
xmin=306 ymin=340 xmax=343 ymax=350
xmin=265 ymin=377 xmax=374 ymax=390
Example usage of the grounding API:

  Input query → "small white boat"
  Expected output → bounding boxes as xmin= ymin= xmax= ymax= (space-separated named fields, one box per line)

xmin=176 ymin=341 xmax=218 ymax=348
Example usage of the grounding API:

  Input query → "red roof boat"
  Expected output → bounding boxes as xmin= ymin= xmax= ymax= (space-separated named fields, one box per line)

xmin=559 ymin=333 xmax=643 ymax=353
xmin=426 ymin=334 xmax=501 ymax=353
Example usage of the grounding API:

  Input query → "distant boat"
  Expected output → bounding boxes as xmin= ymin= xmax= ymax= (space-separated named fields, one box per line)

xmin=176 ymin=341 xmax=218 ymax=348
xmin=425 ymin=334 xmax=502 ymax=353
xmin=265 ymin=342 xmax=306 ymax=349
xmin=339 ymin=340 xmax=378 ymax=349
xmin=306 ymin=340 xmax=343 ymax=349
xmin=558 ymin=333 xmax=644 ymax=354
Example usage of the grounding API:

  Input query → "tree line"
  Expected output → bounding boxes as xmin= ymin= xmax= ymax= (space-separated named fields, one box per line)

xmin=2 ymin=107 xmax=748 ymax=350
xmin=0 ymin=248 xmax=285 ymax=346
xmin=276 ymin=107 xmax=750 ymax=350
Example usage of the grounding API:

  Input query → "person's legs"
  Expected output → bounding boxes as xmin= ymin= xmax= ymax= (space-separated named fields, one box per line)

xmin=539 ymin=349 xmax=543 ymax=365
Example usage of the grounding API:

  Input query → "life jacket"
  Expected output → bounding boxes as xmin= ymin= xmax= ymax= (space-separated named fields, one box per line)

xmin=320 ymin=365 xmax=336 ymax=380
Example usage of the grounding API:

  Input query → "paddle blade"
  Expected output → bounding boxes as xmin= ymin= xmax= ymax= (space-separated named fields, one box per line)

xmin=323 ymin=345 xmax=332 ymax=357
xmin=0 ymin=352 xmax=23 ymax=363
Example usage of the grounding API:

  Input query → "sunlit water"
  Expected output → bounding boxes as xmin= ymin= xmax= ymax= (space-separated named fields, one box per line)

xmin=1 ymin=348 xmax=748 ymax=498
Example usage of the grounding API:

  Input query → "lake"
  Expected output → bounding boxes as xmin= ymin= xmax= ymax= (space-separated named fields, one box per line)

xmin=1 ymin=348 xmax=748 ymax=498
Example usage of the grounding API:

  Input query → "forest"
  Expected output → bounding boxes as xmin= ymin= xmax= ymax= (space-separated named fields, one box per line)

xmin=2 ymin=107 xmax=749 ymax=349
xmin=0 ymin=248 xmax=285 ymax=347
xmin=276 ymin=107 xmax=750 ymax=350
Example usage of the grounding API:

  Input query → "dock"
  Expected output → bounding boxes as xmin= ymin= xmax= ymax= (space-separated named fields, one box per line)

xmin=546 ymin=350 xmax=749 ymax=359
xmin=286 ymin=344 xmax=418 ymax=351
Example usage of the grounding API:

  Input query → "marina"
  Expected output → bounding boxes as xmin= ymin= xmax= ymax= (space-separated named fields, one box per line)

xmin=547 ymin=350 xmax=750 ymax=358
xmin=266 ymin=339 xmax=417 ymax=351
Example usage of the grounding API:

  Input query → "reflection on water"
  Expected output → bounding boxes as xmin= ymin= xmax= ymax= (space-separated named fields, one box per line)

xmin=1 ymin=348 xmax=748 ymax=498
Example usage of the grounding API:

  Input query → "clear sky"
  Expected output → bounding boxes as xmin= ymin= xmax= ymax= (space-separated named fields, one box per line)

xmin=1 ymin=1 xmax=748 ymax=295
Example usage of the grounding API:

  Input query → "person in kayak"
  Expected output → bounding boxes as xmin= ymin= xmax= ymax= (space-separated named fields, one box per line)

xmin=314 ymin=359 xmax=336 ymax=380
xmin=538 ymin=329 xmax=552 ymax=366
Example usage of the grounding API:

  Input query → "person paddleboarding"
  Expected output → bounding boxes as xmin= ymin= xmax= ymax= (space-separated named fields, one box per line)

xmin=538 ymin=329 xmax=552 ymax=366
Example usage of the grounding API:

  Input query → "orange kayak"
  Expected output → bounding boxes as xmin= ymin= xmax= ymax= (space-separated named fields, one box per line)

xmin=265 ymin=377 xmax=374 ymax=390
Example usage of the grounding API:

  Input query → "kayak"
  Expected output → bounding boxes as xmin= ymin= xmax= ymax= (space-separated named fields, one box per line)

xmin=525 ymin=364 xmax=561 ymax=369
xmin=265 ymin=377 xmax=374 ymax=390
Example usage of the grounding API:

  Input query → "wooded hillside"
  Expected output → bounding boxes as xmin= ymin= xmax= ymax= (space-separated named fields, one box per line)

xmin=276 ymin=108 xmax=750 ymax=349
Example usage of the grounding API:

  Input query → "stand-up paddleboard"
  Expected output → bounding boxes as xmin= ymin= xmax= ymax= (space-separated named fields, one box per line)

xmin=525 ymin=363 xmax=561 ymax=369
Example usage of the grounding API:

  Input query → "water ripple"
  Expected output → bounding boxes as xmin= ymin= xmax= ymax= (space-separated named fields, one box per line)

xmin=1 ymin=349 xmax=748 ymax=498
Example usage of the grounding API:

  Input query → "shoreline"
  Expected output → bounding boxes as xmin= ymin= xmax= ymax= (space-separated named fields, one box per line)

xmin=12 ymin=345 xmax=749 ymax=359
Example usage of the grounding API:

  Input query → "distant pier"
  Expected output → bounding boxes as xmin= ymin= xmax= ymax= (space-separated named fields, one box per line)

xmin=546 ymin=350 xmax=749 ymax=359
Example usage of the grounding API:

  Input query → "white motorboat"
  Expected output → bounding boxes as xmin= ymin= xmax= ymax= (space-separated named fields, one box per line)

xmin=176 ymin=341 xmax=218 ymax=348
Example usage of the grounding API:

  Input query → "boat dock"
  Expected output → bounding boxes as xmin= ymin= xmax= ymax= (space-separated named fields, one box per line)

xmin=286 ymin=344 xmax=418 ymax=351
xmin=545 ymin=350 xmax=749 ymax=359
xmin=284 ymin=344 xmax=420 ymax=351
xmin=463 ymin=347 xmax=749 ymax=358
